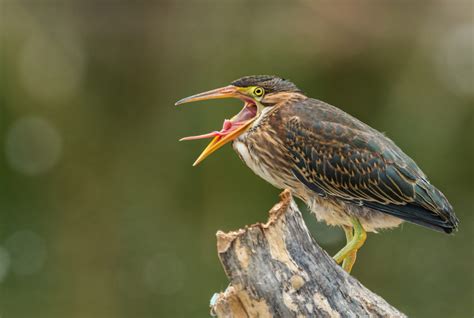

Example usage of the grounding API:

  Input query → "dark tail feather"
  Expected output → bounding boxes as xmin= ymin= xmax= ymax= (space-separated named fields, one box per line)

xmin=364 ymin=201 xmax=458 ymax=233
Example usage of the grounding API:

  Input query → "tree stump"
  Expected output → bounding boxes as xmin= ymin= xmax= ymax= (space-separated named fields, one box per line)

xmin=210 ymin=190 xmax=405 ymax=318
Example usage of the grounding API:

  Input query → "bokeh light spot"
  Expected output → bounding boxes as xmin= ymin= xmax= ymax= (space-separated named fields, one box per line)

xmin=18 ymin=29 xmax=85 ymax=102
xmin=0 ymin=247 xmax=11 ymax=283
xmin=5 ymin=117 xmax=62 ymax=176
xmin=4 ymin=230 xmax=47 ymax=276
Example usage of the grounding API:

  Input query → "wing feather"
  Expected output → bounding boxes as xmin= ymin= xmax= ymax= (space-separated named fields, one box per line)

xmin=283 ymin=99 xmax=458 ymax=233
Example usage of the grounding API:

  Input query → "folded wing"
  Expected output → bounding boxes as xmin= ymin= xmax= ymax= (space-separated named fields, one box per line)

xmin=285 ymin=99 xmax=458 ymax=233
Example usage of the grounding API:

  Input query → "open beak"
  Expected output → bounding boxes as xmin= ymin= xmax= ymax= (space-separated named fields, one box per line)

xmin=176 ymin=85 xmax=258 ymax=166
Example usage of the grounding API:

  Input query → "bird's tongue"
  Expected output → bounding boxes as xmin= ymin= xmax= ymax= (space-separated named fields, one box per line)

xmin=180 ymin=119 xmax=245 ymax=141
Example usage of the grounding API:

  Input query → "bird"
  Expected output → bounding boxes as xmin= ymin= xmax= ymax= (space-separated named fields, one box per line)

xmin=175 ymin=75 xmax=459 ymax=273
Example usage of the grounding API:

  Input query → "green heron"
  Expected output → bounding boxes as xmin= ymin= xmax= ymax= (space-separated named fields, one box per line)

xmin=176 ymin=75 xmax=459 ymax=273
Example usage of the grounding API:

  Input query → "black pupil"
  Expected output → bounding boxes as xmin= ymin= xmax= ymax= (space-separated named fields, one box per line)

xmin=256 ymin=88 xmax=262 ymax=95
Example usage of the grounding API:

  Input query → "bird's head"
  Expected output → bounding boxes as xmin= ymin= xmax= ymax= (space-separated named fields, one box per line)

xmin=176 ymin=75 xmax=301 ymax=166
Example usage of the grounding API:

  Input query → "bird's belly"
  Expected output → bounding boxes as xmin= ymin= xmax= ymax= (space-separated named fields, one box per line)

xmin=307 ymin=195 xmax=404 ymax=232
xmin=233 ymin=140 xmax=284 ymax=190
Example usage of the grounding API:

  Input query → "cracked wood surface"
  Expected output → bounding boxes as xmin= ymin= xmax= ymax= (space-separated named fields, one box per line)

xmin=211 ymin=190 xmax=406 ymax=318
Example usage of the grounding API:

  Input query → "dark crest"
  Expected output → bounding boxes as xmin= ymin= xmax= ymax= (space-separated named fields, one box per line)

xmin=232 ymin=75 xmax=301 ymax=93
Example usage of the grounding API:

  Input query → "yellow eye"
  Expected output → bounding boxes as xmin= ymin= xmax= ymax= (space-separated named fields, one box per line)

xmin=253 ymin=87 xmax=264 ymax=97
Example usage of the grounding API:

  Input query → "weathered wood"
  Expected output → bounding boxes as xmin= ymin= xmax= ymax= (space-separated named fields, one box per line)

xmin=211 ymin=190 xmax=406 ymax=318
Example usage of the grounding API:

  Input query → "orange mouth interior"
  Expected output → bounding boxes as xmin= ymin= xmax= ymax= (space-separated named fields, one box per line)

xmin=180 ymin=101 xmax=258 ymax=165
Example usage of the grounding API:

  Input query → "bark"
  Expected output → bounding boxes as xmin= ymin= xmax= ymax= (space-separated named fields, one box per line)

xmin=210 ymin=190 xmax=405 ymax=318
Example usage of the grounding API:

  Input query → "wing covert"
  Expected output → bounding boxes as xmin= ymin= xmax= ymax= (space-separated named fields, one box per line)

xmin=286 ymin=115 xmax=419 ymax=207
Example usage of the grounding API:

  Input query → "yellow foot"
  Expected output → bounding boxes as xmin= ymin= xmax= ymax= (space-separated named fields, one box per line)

xmin=333 ymin=217 xmax=367 ymax=273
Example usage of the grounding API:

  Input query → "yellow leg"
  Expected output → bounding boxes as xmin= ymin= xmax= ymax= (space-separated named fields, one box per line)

xmin=333 ymin=217 xmax=367 ymax=273
xmin=342 ymin=225 xmax=353 ymax=241
xmin=342 ymin=226 xmax=357 ymax=273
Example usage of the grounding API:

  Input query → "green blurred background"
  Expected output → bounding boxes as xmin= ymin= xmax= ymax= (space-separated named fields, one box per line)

xmin=1 ymin=1 xmax=473 ymax=317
